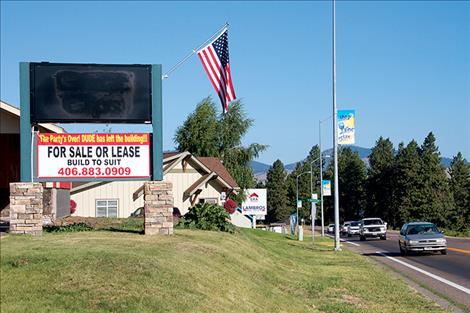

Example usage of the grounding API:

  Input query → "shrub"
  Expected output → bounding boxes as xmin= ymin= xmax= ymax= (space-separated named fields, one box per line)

xmin=44 ymin=222 xmax=93 ymax=233
xmin=178 ymin=203 xmax=235 ymax=233
xmin=223 ymin=198 xmax=237 ymax=214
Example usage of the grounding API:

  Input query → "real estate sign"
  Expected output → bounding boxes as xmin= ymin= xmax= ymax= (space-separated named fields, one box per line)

xmin=36 ymin=133 xmax=151 ymax=180
xmin=337 ymin=109 xmax=355 ymax=145
xmin=241 ymin=189 xmax=267 ymax=216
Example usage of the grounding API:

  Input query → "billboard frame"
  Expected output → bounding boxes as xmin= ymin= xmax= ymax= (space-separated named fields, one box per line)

xmin=20 ymin=62 xmax=163 ymax=182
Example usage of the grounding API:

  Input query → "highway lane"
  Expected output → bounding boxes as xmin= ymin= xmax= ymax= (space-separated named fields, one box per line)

xmin=332 ymin=232 xmax=470 ymax=309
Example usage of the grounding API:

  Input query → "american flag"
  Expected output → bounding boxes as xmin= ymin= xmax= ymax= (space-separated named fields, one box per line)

xmin=197 ymin=28 xmax=236 ymax=113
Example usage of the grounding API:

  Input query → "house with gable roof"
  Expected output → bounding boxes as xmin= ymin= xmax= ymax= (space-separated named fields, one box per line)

xmin=70 ymin=151 xmax=252 ymax=228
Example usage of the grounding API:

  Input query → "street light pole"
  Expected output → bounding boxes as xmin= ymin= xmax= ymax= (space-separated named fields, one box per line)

xmin=319 ymin=120 xmax=324 ymax=237
xmin=318 ymin=116 xmax=332 ymax=237
xmin=332 ymin=0 xmax=341 ymax=251
xmin=309 ymin=157 xmax=320 ymax=241
xmin=296 ymin=171 xmax=311 ymax=233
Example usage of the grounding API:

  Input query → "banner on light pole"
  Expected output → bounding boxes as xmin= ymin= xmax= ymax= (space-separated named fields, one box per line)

xmin=322 ymin=180 xmax=332 ymax=196
xmin=337 ymin=109 xmax=355 ymax=145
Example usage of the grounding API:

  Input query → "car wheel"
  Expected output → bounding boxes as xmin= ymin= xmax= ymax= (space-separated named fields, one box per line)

xmin=360 ymin=235 xmax=365 ymax=241
xmin=441 ymin=249 xmax=447 ymax=255
xmin=347 ymin=233 xmax=351 ymax=237
xmin=400 ymin=246 xmax=407 ymax=256
xmin=381 ymin=235 xmax=386 ymax=240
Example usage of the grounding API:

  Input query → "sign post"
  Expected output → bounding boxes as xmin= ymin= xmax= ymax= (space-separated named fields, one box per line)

xmin=311 ymin=193 xmax=318 ymax=242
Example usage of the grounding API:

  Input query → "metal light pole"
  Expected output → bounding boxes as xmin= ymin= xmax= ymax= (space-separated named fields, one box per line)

xmin=309 ymin=157 xmax=320 ymax=241
xmin=296 ymin=171 xmax=311 ymax=233
xmin=332 ymin=0 xmax=341 ymax=251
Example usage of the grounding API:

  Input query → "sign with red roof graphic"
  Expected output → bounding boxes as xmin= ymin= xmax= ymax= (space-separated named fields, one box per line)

xmin=241 ymin=189 xmax=267 ymax=216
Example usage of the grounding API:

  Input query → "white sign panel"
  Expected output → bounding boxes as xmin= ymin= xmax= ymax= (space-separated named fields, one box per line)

xmin=241 ymin=189 xmax=267 ymax=215
xmin=36 ymin=133 xmax=151 ymax=179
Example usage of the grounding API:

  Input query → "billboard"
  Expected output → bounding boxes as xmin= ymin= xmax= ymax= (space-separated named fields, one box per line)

xmin=337 ymin=109 xmax=355 ymax=145
xmin=36 ymin=133 xmax=151 ymax=180
xmin=322 ymin=180 xmax=331 ymax=196
xmin=30 ymin=63 xmax=152 ymax=123
xmin=241 ymin=189 xmax=267 ymax=215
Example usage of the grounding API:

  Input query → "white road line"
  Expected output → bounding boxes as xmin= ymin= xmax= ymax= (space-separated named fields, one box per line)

xmin=325 ymin=234 xmax=360 ymax=246
xmin=376 ymin=251 xmax=470 ymax=295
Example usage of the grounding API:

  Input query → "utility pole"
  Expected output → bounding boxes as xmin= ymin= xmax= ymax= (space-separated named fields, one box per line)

xmin=332 ymin=0 xmax=341 ymax=251
xmin=319 ymin=121 xmax=324 ymax=237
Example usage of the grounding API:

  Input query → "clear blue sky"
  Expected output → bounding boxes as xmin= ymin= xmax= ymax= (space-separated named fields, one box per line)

xmin=1 ymin=1 xmax=469 ymax=164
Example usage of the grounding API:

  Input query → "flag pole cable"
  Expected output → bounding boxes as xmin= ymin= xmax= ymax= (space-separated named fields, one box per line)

xmin=162 ymin=22 xmax=229 ymax=80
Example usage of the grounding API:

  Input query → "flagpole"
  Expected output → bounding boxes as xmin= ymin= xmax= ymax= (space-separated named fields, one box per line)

xmin=162 ymin=23 xmax=229 ymax=80
xmin=332 ymin=0 xmax=341 ymax=251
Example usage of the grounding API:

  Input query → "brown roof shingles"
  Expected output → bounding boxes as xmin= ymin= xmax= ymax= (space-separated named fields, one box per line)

xmin=196 ymin=157 xmax=239 ymax=189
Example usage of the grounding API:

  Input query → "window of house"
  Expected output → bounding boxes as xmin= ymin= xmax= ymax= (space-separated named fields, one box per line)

xmin=96 ymin=199 xmax=118 ymax=217
xmin=199 ymin=198 xmax=218 ymax=205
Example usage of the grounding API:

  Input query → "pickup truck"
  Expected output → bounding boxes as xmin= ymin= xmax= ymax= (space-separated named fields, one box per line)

xmin=359 ymin=218 xmax=387 ymax=240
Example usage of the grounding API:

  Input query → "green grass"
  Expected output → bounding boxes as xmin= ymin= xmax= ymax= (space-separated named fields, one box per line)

xmin=0 ymin=228 xmax=448 ymax=313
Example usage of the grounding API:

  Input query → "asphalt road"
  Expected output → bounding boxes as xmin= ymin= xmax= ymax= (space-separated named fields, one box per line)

xmin=331 ymin=231 xmax=470 ymax=310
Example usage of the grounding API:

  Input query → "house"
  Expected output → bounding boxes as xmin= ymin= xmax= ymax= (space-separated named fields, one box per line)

xmin=0 ymin=100 xmax=66 ymax=215
xmin=70 ymin=151 xmax=252 ymax=228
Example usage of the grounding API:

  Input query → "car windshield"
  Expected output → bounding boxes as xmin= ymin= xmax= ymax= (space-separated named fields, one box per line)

xmin=350 ymin=222 xmax=359 ymax=226
xmin=363 ymin=219 xmax=383 ymax=225
xmin=406 ymin=224 xmax=439 ymax=235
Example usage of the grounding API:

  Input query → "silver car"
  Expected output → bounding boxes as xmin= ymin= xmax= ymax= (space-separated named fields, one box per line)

xmin=347 ymin=221 xmax=360 ymax=237
xmin=398 ymin=222 xmax=447 ymax=255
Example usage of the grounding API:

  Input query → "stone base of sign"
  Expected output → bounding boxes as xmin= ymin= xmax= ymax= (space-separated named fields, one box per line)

xmin=144 ymin=181 xmax=174 ymax=235
xmin=9 ymin=182 xmax=43 ymax=236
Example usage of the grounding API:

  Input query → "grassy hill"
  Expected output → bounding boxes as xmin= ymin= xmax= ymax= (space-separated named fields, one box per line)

xmin=0 ymin=228 xmax=446 ymax=313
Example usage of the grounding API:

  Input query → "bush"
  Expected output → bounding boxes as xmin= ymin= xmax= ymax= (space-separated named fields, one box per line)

xmin=223 ymin=198 xmax=237 ymax=214
xmin=44 ymin=222 xmax=93 ymax=233
xmin=178 ymin=203 xmax=235 ymax=233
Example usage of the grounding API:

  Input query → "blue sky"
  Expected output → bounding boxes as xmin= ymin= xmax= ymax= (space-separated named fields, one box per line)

xmin=1 ymin=1 xmax=469 ymax=164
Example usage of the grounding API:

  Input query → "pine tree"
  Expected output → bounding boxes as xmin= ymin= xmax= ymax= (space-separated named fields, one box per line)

xmin=418 ymin=132 xmax=454 ymax=227
xmin=265 ymin=160 xmax=289 ymax=222
xmin=324 ymin=147 xmax=367 ymax=222
xmin=286 ymin=162 xmax=310 ymax=221
xmin=366 ymin=137 xmax=395 ymax=224
xmin=392 ymin=141 xmax=423 ymax=226
xmin=449 ymin=152 xmax=470 ymax=230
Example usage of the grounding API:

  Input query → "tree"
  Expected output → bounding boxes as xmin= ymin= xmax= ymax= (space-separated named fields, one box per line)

xmin=392 ymin=141 xmax=423 ymax=226
xmin=174 ymin=98 xmax=219 ymax=157
xmin=284 ymin=146 xmax=322 ymax=223
xmin=324 ymin=147 xmax=367 ymax=223
xmin=265 ymin=160 xmax=289 ymax=222
xmin=449 ymin=152 xmax=470 ymax=230
xmin=366 ymin=137 xmax=395 ymax=223
xmin=174 ymin=97 xmax=267 ymax=193
xmin=417 ymin=132 xmax=454 ymax=227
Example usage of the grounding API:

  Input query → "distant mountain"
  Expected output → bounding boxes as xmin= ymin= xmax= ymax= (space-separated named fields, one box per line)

xmin=251 ymin=145 xmax=458 ymax=182
xmin=284 ymin=146 xmax=372 ymax=171
xmin=250 ymin=161 xmax=272 ymax=174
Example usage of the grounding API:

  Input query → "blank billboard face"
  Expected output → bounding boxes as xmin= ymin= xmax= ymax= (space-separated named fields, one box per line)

xmin=30 ymin=63 xmax=152 ymax=123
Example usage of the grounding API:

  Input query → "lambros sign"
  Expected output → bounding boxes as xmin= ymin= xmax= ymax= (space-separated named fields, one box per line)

xmin=241 ymin=189 xmax=267 ymax=216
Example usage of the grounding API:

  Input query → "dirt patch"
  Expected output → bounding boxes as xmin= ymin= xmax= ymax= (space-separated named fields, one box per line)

xmin=340 ymin=294 xmax=367 ymax=306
